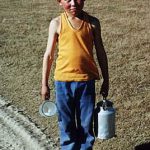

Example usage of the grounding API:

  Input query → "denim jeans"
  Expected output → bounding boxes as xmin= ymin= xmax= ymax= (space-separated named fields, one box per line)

xmin=55 ymin=80 xmax=95 ymax=150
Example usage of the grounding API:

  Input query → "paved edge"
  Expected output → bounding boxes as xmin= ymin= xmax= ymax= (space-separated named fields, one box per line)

xmin=0 ymin=95 xmax=59 ymax=150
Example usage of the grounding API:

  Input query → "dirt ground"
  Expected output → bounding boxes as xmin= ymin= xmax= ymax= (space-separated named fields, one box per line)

xmin=0 ymin=0 xmax=150 ymax=149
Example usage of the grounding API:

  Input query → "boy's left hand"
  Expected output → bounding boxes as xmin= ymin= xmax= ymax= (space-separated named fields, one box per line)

xmin=100 ymin=80 xmax=109 ymax=98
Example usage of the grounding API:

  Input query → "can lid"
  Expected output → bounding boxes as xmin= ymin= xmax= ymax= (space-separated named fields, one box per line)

xmin=96 ymin=98 xmax=113 ymax=111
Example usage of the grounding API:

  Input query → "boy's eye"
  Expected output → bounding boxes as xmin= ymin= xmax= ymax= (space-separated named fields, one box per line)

xmin=64 ymin=0 xmax=84 ymax=2
xmin=64 ymin=0 xmax=71 ymax=2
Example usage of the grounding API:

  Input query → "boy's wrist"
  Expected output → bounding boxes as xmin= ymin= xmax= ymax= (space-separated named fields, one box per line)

xmin=103 ymin=78 xmax=109 ymax=83
xmin=42 ymin=83 xmax=49 ymax=87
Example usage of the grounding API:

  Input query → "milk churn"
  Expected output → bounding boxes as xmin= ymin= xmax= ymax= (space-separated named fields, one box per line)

xmin=96 ymin=97 xmax=116 ymax=139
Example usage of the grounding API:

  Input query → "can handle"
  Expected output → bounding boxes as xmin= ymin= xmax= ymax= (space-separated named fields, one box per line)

xmin=102 ymin=96 xmax=107 ymax=110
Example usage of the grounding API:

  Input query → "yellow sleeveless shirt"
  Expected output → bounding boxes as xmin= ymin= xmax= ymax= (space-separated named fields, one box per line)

xmin=54 ymin=12 xmax=99 ymax=81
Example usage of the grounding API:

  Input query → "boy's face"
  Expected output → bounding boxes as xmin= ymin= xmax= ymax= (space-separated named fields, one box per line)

xmin=59 ymin=0 xmax=85 ymax=16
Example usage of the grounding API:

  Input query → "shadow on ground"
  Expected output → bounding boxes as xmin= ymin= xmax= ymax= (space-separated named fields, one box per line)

xmin=134 ymin=142 xmax=150 ymax=150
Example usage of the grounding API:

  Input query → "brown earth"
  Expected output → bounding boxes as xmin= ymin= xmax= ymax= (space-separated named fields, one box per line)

xmin=0 ymin=0 xmax=150 ymax=149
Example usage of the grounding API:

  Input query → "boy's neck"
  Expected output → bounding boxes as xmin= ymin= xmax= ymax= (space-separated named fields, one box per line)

xmin=65 ymin=10 xmax=84 ymax=20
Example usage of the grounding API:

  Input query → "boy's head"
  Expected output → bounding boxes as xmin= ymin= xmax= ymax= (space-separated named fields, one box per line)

xmin=57 ymin=0 xmax=85 ymax=17
xmin=56 ymin=0 xmax=85 ymax=1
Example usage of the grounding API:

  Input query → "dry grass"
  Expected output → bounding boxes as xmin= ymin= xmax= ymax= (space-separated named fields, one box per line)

xmin=0 ymin=0 xmax=150 ymax=149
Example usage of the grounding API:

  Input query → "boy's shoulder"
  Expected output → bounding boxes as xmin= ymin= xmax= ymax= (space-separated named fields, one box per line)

xmin=87 ymin=14 xmax=100 ymax=28
xmin=50 ymin=16 xmax=61 ymax=27
xmin=51 ymin=16 xmax=61 ymax=24
xmin=49 ymin=16 xmax=61 ymax=34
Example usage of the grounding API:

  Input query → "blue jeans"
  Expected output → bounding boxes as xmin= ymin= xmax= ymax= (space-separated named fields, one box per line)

xmin=55 ymin=80 xmax=95 ymax=150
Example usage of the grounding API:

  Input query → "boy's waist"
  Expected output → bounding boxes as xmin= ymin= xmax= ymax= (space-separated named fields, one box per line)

xmin=54 ymin=71 xmax=100 ymax=82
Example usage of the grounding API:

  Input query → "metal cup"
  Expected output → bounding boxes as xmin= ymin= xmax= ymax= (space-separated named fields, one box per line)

xmin=39 ymin=100 xmax=57 ymax=117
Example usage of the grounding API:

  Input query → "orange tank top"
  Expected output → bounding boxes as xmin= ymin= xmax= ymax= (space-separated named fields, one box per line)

xmin=54 ymin=12 xmax=99 ymax=81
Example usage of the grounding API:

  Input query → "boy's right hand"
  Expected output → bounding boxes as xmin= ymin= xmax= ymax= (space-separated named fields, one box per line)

xmin=41 ymin=85 xmax=50 ymax=101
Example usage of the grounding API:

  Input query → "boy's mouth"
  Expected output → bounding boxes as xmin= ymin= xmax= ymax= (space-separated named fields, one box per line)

xmin=70 ymin=7 xmax=77 ymax=11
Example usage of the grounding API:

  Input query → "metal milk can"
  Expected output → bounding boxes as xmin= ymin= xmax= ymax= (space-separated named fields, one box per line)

xmin=97 ymin=97 xmax=116 ymax=139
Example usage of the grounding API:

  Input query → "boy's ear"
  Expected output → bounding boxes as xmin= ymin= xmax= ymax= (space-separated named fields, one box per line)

xmin=59 ymin=1 xmax=62 ymax=6
xmin=57 ymin=0 xmax=62 ymax=6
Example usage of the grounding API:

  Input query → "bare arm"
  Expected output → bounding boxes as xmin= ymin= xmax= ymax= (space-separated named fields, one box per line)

xmin=41 ymin=18 xmax=60 ymax=101
xmin=91 ymin=17 xmax=109 ymax=97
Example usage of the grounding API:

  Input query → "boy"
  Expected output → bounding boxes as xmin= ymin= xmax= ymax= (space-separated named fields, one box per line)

xmin=41 ymin=0 xmax=109 ymax=149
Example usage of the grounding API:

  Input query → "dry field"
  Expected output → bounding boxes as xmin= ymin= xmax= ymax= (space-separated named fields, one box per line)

xmin=0 ymin=0 xmax=150 ymax=149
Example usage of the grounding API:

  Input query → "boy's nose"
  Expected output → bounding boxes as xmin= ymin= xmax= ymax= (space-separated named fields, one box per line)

xmin=70 ymin=0 xmax=75 ymax=6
